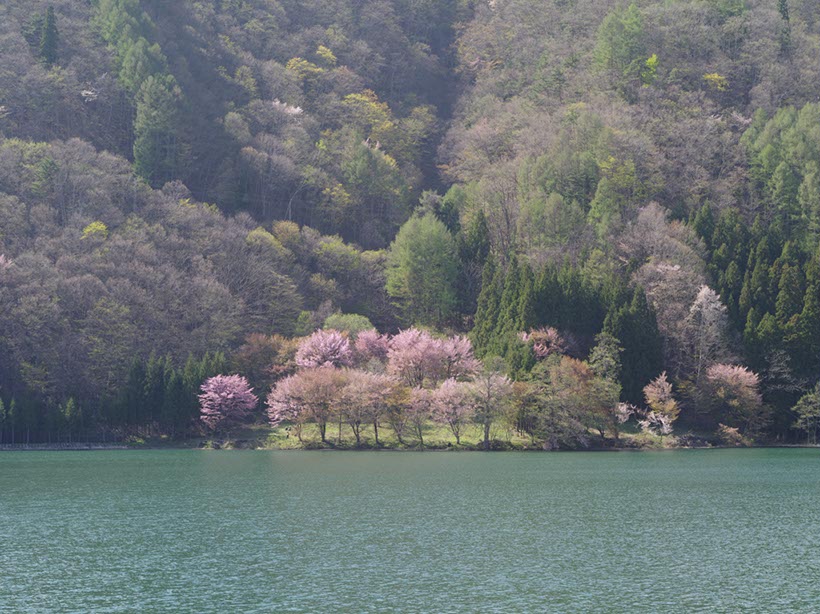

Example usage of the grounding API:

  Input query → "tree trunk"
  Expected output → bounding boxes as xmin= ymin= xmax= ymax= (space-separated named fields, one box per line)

xmin=483 ymin=421 xmax=490 ymax=450
xmin=373 ymin=421 xmax=379 ymax=446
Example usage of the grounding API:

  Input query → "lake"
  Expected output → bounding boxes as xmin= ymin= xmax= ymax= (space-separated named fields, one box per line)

xmin=1 ymin=449 xmax=819 ymax=612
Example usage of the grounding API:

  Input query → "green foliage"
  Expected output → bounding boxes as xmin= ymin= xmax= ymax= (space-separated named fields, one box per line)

xmin=82 ymin=221 xmax=109 ymax=241
xmin=39 ymin=6 xmax=59 ymax=67
xmin=323 ymin=313 xmax=375 ymax=336
xmin=743 ymin=104 xmax=820 ymax=249
xmin=593 ymin=3 xmax=646 ymax=95
xmin=133 ymin=75 xmax=184 ymax=186
xmin=387 ymin=213 xmax=459 ymax=327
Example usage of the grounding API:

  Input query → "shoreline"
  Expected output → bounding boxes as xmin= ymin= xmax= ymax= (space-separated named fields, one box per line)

xmin=1 ymin=442 xmax=817 ymax=452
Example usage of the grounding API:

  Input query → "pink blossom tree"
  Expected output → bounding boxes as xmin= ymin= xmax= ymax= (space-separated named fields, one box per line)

xmin=387 ymin=328 xmax=437 ymax=387
xmin=638 ymin=411 xmax=674 ymax=438
xmin=339 ymin=370 xmax=398 ymax=446
xmin=641 ymin=372 xmax=680 ymax=440
xmin=407 ymin=387 xmax=435 ymax=447
xmin=440 ymin=335 xmax=481 ymax=382
xmin=388 ymin=328 xmax=479 ymax=387
xmin=704 ymin=363 xmax=767 ymax=437
xmin=295 ymin=329 xmax=352 ymax=368
xmin=432 ymin=378 xmax=474 ymax=444
xmin=469 ymin=363 xmax=514 ymax=450
xmin=353 ymin=329 xmax=391 ymax=367
xmin=613 ymin=403 xmax=638 ymax=443
xmin=266 ymin=366 xmax=348 ymax=442
xmin=199 ymin=375 xmax=258 ymax=436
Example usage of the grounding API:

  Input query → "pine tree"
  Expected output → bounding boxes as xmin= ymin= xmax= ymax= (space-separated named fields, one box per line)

xmin=143 ymin=353 xmax=165 ymax=426
xmin=134 ymin=74 xmax=184 ymax=186
xmin=775 ymin=263 xmax=804 ymax=328
xmin=182 ymin=354 xmax=203 ymax=425
xmin=778 ymin=0 xmax=792 ymax=55
xmin=163 ymin=371 xmax=187 ymax=437
xmin=778 ymin=0 xmax=790 ymax=21
xmin=790 ymin=251 xmax=820 ymax=377
xmin=534 ymin=265 xmax=560 ymax=326
xmin=517 ymin=265 xmax=537 ymax=333
xmin=496 ymin=258 xmax=522 ymax=341
xmin=121 ymin=358 xmax=146 ymax=427
xmin=604 ymin=287 xmax=663 ymax=403
xmin=39 ymin=6 xmax=59 ymax=67
xmin=692 ymin=203 xmax=715 ymax=249
xmin=472 ymin=256 xmax=500 ymax=355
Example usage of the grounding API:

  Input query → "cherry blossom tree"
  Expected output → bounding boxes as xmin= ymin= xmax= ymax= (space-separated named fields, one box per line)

xmin=407 ymin=387 xmax=435 ymax=447
xmin=388 ymin=328 xmax=439 ymax=387
xmin=388 ymin=328 xmax=479 ymax=387
xmin=386 ymin=386 xmax=412 ymax=445
xmin=704 ymin=363 xmax=767 ymax=437
xmin=266 ymin=366 xmax=348 ymax=442
xmin=353 ymin=329 xmax=390 ymax=366
xmin=644 ymin=372 xmax=679 ymax=420
xmin=638 ymin=410 xmax=675 ymax=438
xmin=432 ymin=378 xmax=475 ymax=444
xmin=641 ymin=372 xmax=680 ymax=439
xmin=295 ymin=329 xmax=352 ymax=369
xmin=440 ymin=335 xmax=481 ymax=382
xmin=199 ymin=375 xmax=258 ymax=435
xmin=470 ymin=361 xmax=514 ymax=450
xmin=339 ymin=370 xmax=397 ymax=446
xmin=613 ymin=403 xmax=638 ymax=443
xmin=685 ymin=286 xmax=730 ymax=384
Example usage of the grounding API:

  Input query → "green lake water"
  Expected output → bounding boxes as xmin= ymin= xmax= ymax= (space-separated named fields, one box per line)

xmin=1 ymin=449 xmax=819 ymax=612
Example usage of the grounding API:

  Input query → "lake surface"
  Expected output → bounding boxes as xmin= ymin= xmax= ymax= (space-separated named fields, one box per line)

xmin=1 ymin=449 xmax=819 ymax=612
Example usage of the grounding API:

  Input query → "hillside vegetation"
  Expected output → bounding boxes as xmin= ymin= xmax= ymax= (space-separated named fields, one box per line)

xmin=0 ymin=0 xmax=818 ymax=447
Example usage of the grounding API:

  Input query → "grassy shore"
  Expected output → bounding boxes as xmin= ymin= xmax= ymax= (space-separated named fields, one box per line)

xmin=176 ymin=422 xmax=690 ymax=451
xmin=2 ymin=422 xmax=764 ymax=451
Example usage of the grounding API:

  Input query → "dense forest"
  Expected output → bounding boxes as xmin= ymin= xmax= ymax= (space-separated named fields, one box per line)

xmin=0 ymin=0 xmax=818 ymax=447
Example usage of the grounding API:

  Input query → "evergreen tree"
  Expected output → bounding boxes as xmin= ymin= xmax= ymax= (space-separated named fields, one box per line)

xmin=692 ymin=203 xmax=715 ymax=249
xmin=121 ymin=358 xmax=147 ymax=427
xmin=39 ymin=6 xmax=59 ymax=67
xmin=143 ymin=353 xmax=166 ymax=426
xmin=472 ymin=256 xmax=501 ymax=355
xmin=517 ymin=265 xmax=537 ymax=333
xmin=134 ymin=75 xmax=184 ymax=186
xmin=605 ymin=288 xmax=663 ymax=403
xmin=495 ymin=258 xmax=522 ymax=342
xmin=163 ymin=371 xmax=188 ymax=437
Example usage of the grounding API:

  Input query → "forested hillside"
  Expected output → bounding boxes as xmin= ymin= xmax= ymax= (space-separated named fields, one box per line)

xmin=0 ymin=0 xmax=818 ymax=446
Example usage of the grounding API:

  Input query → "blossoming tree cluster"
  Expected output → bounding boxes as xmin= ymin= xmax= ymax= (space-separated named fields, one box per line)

xmin=266 ymin=328 xmax=512 ymax=448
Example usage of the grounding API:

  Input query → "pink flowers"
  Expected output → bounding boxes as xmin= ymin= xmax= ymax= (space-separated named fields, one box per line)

xmin=353 ymin=329 xmax=390 ymax=365
xmin=199 ymin=375 xmax=258 ymax=433
xmin=266 ymin=327 xmax=483 ymax=446
xmin=295 ymin=329 xmax=353 ymax=368
xmin=387 ymin=328 xmax=479 ymax=387
xmin=431 ymin=379 xmax=474 ymax=444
